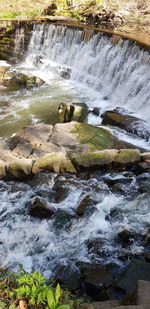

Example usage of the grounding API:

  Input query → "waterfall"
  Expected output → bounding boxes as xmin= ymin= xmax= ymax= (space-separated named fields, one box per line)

xmin=25 ymin=23 xmax=150 ymax=121
xmin=14 ymin=26 xmax=25 ymax=53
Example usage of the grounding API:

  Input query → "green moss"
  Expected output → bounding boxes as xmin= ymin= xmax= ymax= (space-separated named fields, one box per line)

xmin=74 ymin=123 xmax=115 ymax=151
xmin=115 ymin=149 xmax=140 ymax=164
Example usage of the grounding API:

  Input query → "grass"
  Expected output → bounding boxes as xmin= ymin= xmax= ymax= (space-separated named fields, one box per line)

xmin=0 ymin=0 xmax=51 ymax=18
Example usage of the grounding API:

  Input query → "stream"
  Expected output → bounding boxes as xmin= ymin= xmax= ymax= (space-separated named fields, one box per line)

xmin=0 ymin=24 xmax=150 ymax=288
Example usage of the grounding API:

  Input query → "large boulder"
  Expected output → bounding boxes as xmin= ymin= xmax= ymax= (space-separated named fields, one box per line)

xmin=0 ymin=121 xmax=146 ymax=179
xmin=102 ymin=110 xmax=150 ymax=141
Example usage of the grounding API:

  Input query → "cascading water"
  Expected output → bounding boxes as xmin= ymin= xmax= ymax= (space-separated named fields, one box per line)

xmin=26 ymin=24 xmax=150 ymax=121
xmin=0 ymin=23 xmax=150 ymax=282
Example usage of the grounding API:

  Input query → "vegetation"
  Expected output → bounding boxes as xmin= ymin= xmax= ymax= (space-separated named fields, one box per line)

xmin=0 ymin=268 xmax=84 ymax=309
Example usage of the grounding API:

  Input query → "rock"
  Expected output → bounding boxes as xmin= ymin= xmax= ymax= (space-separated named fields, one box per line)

xmin=19 ymin=300 xmax=28 ymax=309
xmin=12 ymin=142 xmax=34 ymax=158
xmin=43 ymin=2 xmax=57 ymax=16
xmin=105 ymin=305 xmax=149 ymax=309
xmin=56 ymin=265 xmax=81 ymax=292
xmin=144 ymin=253 xmax=150 ymax=263
xmin=117 ymin=229 xmax=135 ymax=245
xmin=32 ymin=151 xmax=76 ymax=174
xmin=90 ymin=107 xmax=100 ymax=116
xmin=71 ymin=149 xmax=118 ymax=170
xmin=55 ymin=186 xmax=69 ymax=203
xmin=29 ymin=196 xmax=54 ymax=218
xmin=0 ymin=100 xmax=10 ymax=108
xmin=83 ymin=265 xmax=113 ymax=301
xmin=10 ymin=124 xmax=53 ymax=149
xmin=1 ymin=121 xmax=145 ymax=178
xmin=57 ymin=102 xmax=88 ymax=123
xmin=112 ymin=34 xmax=123 ymax=45
xmin=0 ymin=160 xmax=6 ymax=179
xmin=53 ymin=209 xmax=75 ymax=229
xmin=102 ymin=110 xmax=150 ymax=141
xmin=60 ymin=68 xmax=71 ymax=79
xmin=116 ymin=259 xmax=150 ymax=294
xmin=6 ymin=156 xmax=32 ymax=179
xmin=1 ymin=69 xmax=44 ymax=91
xmin=76 ymin=192 xmax=93 ymax=216
xmin=131 ymin=280 xmax=150 ymax=305
xmin=114 ymin=149 xmax=140 ymax=165
xmin=137 ymin=162 xmax=150 ymax=173
xmin=140 ymin=153 xmax=150 ymax=161
xmin=70 ymin=122 xmax=115 ymax=151
xmin=86 ymin=237 xmax=105 ymax=255
xmin=93 ymin=300 xmax=120 ymax=309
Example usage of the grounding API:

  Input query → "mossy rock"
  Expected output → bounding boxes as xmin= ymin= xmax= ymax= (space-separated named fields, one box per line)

xmin=32 ymin=151 xmax=76 ymax=174
xmin=115 ymin=149 xmax=140 ymax=164
xmin=74 ymin=123 xmax=115 ymax=151
xmin=71 ymin=149 xmax=118 ymax=169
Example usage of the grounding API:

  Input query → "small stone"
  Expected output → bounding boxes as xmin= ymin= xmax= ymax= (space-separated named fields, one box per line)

xmin=19 ymin=300 xmax=28 ymax=309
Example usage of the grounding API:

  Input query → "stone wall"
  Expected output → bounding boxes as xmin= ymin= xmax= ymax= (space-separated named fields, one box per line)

xmin=0 ymin=21 xmax=33 ymax=63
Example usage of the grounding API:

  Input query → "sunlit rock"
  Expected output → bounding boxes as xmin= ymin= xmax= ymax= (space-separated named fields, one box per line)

xmin=32 ymin=151 xmax=76 ymax=174
xmin=57 ymin=102 xmax=88 ymax=123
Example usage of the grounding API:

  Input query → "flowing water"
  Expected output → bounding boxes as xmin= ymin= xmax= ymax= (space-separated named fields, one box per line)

xmin=0 ymin=24 xmax=150 ymax=278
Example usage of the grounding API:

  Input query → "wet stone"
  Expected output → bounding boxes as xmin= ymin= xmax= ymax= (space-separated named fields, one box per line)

xmin=116 ymin=258 xmax=150 ymax=294
xmin=0 ymin=100 xmax=10 ymax=108
xmin=52 ymin=209 xmax=76 ymax=230
xmin=55 ymin=186 xmax=69 ymax=203
xmin=76 ymin=193 xmax=94 ymax=216
xmin=55 ymin=265 xmax=81 ymax=292
xmin=29 ymin=196 xmax=55 ymax=219
xmin=81 ymin=264 xmax=113 ymax=301
xmin=117 ymin=229 xmax=135 ymax=246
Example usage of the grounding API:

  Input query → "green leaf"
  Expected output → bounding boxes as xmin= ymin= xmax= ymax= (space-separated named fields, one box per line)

xmin=58 ymin=305 xmax=71 ymax=309
xmin=47 ymin=289 xmax=55 ymax=309
xmin=55 ymin=283 xmax=61 ymax=304
xmin=0 ymin=301 xmax=6 ymax=308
